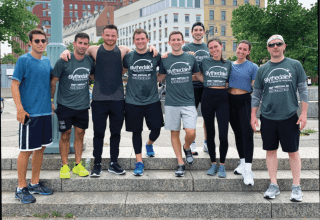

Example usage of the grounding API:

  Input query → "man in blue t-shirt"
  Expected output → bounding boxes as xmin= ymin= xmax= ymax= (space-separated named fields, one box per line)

xmin=11 ymin=29 xmax=54 ymax=204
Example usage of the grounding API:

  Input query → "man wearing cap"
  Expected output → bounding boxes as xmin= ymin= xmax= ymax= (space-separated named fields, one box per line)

xmin=182 ymin=22 xmax=210 ymax=155
xmin=251 ymin=34 xmax=308 ymax=202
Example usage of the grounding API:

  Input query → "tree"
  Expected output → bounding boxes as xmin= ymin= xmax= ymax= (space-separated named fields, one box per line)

xmin=0 ymin=0 xmax=39 ymax=55
xmin=231 ymin=0 xmax=318 ymax=77
xmin=66 ymin=43 xmax=74 ymax=52
xmin=1 ymin=54 xmax=17 ymax=64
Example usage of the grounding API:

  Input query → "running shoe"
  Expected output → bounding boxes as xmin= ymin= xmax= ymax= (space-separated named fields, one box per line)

xmin=28 ymin=182 xmax=53 ymax=195
xmin=217 ymin=164 xmax=227 ymax=178
xmin=133 ymin=162 xmax=144 ymax=176
xmin=203 ymin=141 xmax=208 ymax=153
xmin=72 ymin=162 xmax=89 ymax=177
xmin=242 ymin=169 xmax=254 ymax=186
xmin=207 ymin=164 xmax=218 ymax=176
xmin=190 ymin=141 xmax=198 ymax=155
xmin=15 ymin=187 xmax=36 ymax=204
xmin=234 ymin=161 xmax=245 ymax=175
xmin=146 ymin=143 xmax=155 ymax=157
xmin=290 ymin=185 xmax=303 ymax=202
xmin=108 ymin=162 xmax=126 ymax=175
xmin=175 ymin=164 xmax=185 ymax=177
xmin=183 ymin=147 xmax=194 ymax=165
xmin=264 ymin=183 xmax=280 ymax=199
xmin=60 ymin=164 xmax=70 ymax=179
xmin=90 ymin=163 xmax=102 ymax=178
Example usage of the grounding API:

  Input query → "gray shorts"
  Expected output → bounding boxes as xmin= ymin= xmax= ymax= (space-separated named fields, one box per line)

xmin=164 ymin=106 xmax=197 ymax=131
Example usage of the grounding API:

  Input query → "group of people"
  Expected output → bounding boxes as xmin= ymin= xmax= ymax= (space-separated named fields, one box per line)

xmin=12 ymin=22 xmax=308 ymax=204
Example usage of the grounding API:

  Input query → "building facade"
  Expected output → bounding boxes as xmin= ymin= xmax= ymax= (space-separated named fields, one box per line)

xmin=115 ymin=0 xmax=204 ymax=54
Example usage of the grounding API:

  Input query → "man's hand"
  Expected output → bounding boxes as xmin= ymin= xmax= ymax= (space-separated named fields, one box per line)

xmin=149 ymin=45 xmax=158 ymax=57
xmin=51 ymin=103 xmax=55 ymax=115
xmin=296 ymin=113 xmax=307 ymax=130
xmin=251 ymin=115 xmax=259 ymax=132
xmin=161 ymin=52 xmax=170 ymax=59
xmin=60 ymin=49 xmax=71 ymax=61
xmin=17 ymin=107 xmax=29 ymax=125
xmin=186 ymin=51 xmax=195 ymax=56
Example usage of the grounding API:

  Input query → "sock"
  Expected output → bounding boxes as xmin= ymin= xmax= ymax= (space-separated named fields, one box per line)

xmin=204 ymin=140 xmax=207 ymax=143
xmin=17 ymin=187 xmax=23 ymax=191
xmin=178 ymin=164 xmax=184 ymax=166
xmin=193 ymin=141 xmax=195 ymax=143
xmin=240 ymin=158 xmax=245 ymax=164
xmin=30 ymin=183 xmax=38 ymax=186
xmin=245 ymin=163 xmax=252 ymax=171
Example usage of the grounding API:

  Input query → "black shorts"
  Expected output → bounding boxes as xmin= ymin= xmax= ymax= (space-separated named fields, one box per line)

xmin=125 ymin=101 xmax=164 ymax=132
xmin=194 ymin=87 xmax=204 ymax=108
xmin=55 ymin=104 xmax=89 ymax=132
xmin=260 ymin=114 xmax=300 ymax=153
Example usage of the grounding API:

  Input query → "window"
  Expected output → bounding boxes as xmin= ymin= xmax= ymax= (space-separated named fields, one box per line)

xmin=159 ymin=43 xmax=162 ymax=53
xmin=172 ymin=0 xmax=177 ymax=7
xmin=187 ymin=0 xmax=193 ymax=7
xmin=69 ymin=4 xmax=73 ymax=9
xmin=129 ymin=38 xmax=131 ymax=46
xmin=75 ymin=4 xmax=78 ymax=10
xmin=153 ymin=18 xmax=156 ymax=27
xmin=126 ymin=27 xmax=128 ymax=36
xmin=209 ymin=26 xmax=214 ymax=35
xmin=165 ymin=28 xmax=168 ymax=38
xmin=179 ymin=0 xmax=185 ymax=7
xmin=144 ymin=21 xmax=146 ymax=30
xmin=221 ymin=0 xmax=226 ymax=5
xmin=95 ymin=5 xmax=98 ymax=11
xmin=244 ymin=0 xmax=249 ymax=3
xmin=153 ymin=31 xmax=156 ymax=40
xmin=75 ymin=12 xmax=78 ymax=18
xmin=48 ymin=11 xmax=51 ymax=17
xmin=70 ymin=11 xmax=73 ymax=17
xmin=233 ymin=0 xmax=237 ymax=6
xmin=148 ymin=20 xmax=151 ymax=29
xmin=173 ymin=27 xmax=179 ymax=31
xmin=120 ymin=39 xmax=122 ymax=45
xmin=48 ymin=3 xmax=51 ymax=9
xmin=256 ymin=0 xmax=260 ymax=6
xmin=165 ymin=15 xmax=168 ymax=23
xmin=185 ymin=15 xmax=189 ymax=23
xmin=88 ymin=5 xmax=91 ymax=10
xmin=222 ymin=42 xmax=226 ymax=51
xmin=165 ymin=42 xmax=168 ymax=52
xmin=185 ymin=28 xmax=189 ymax=37
xmin=126 ymin=39 xmax=128 ymax=46
xmin=221 ymin=26 xmax=226 ymax=36
xmin=196 ymin=15 xmax=201 ymax=22
xmin=43 ymin=11 xmax=46 ymax=16
xmin=91 ymin=33 xmax=94 ymax=42
xmin=159 ymin=30 xmax=162 ymax=39
xmin=210 ymin=0 xmax=214 ymax=5
xmin=43 ymin=3 xmax=46 ymax=8
xmin=129 ymin=26 xmax=131 ymax=34
xmin=132 ymin=25 xmax=134 ymax=32
xmin=159 ymin=17 xmax=162 ymax=27
xmin=195 ymin=0 xmax=200 ymax=8
xmin=100 ymin=5 xmax=103 ymax=10
xmin=83 ymin=11 xmax=87 ymax=17
xmin=233 ymin=42 xmax=237 ymax=51
xmin=221 ymin=11 xmax=226 ymax=20
xmin=107 ymin=12 xmax=109 ymax=17
xmin=83 ymin=4 xmax=85 ymax=10
xmin=210 ymin=10 xmax=214 ymax=20
xmin=47 ymin=29 xmax=51 ymax=35
xmin=174 ymin=14 xmax=178 ymax=22
xmin=148 ymin=32 xmax=151 ymax=42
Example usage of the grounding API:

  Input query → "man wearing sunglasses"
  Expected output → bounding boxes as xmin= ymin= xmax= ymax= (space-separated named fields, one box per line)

xmin=251 ymin=35 xmax=308 ymax=202
xmin=11 ymin=29 xmax=54 ymax=203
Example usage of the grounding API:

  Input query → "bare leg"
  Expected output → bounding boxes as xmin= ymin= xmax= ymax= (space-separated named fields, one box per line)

xmin=266 ymin=150 xmax=278 ymax=185
xmin=171 ymin=131 xmax=184 ymax=165
xmin=59 ymin=129 xmax=71 ymax=166
xmin=74 ymin=127 xmax=85 ymax=164
xmin=184 ymin=128 xmax=195 ymax=149
xmin=288 ymin=151 xmax=301 ymax=185
xmin=17 ymin=151 xmax=33 ymax=188
xmin=135 ymin=153 xmax=143 ymax=163
xmin=146 ymin=140 xmax=154 ymax=145
xmin=31 ymin=147 xmax=46 ymax=184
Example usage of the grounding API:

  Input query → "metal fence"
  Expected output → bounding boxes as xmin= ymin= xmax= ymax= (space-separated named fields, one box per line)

xmin=1 ymin=64 xmax=15 ymax=88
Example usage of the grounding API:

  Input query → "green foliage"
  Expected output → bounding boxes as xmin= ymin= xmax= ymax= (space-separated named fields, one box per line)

xmin=66 ymin=43 xmax=74 ymax=52
xmin=1 ymin=54 xmax=17 ymax=64
xmin=91 ymin=37 xmax=104 ymax=46
xmin=32 ymin=213 xmax=49 ymax=218
xmin=231 ymin=0 xmax=318 ymax=77
xmin=51 ymin=211 xmax=61 ymax=217
xmin=64 ymin=213 xmax=73 ymax=218
xmin=227 ymin=55 xmax=237 ymax=61
xmin=0 ymin=0 xmax=39 ymax=55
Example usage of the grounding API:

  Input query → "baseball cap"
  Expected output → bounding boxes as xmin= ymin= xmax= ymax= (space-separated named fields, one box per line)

xmin=191 ymin=22 xmax=205 ymax=31
xmin=267 ymin=35 xmax=285 ymax=45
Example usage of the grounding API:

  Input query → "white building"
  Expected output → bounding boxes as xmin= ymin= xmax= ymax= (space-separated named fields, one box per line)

xmin=115 ymin=0 xmax=204 ymax=53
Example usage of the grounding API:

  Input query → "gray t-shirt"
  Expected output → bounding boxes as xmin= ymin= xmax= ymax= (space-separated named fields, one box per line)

xmin=199 ymin=57 xmax=232 ymax=87
xmin=183 ymin=42 xmax=209 ymax=88
xmin=123 ymin=50 xmax=161 ymax=105
xmin=254 ymin=57 xmax=307 ymax=120
xmin=52 ymin=53 xmax=94 ymax=110
xmin=159 ymin=52 xmax=200 ymax=106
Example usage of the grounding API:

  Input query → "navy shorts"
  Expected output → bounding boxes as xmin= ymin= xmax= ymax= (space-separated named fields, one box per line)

xmin=125 ymin=101 xmax=164 ymax=132
xmin=19 ymin=115 xmax=52 ymax=151
xmin=55 ymin=104 xmax=89 ymax=132
xmin=260 ymin=114 xmax=300 ymax=153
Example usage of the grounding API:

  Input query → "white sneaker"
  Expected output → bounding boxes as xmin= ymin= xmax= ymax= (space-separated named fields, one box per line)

xmin=203 ymin=141 xmax=208 ymax=153
xmin=190 ymin=142 xmax=198 ymax=155
xmin=234 ymin=162 xmax=245 ymax=175
xmin=242 ymin=169 xmax=254 ymax=186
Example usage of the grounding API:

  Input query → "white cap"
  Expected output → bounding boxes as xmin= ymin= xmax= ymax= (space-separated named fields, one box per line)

xmin=267 ymin=34 xmax=285 ymax=45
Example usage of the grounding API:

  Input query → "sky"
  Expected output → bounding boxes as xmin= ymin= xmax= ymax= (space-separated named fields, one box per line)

xmin=0 ymin=0 xmax=317 ymax=58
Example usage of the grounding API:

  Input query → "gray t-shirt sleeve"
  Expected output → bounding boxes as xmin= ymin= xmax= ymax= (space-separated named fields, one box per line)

xmin=298 ymin=81 xmax=308 ymax=103
xmin=51 ymin=59 xmax=65 ymax=78
xmin=251 ymin=88 xmax=262 ymax=108
xmin=159 ymin=60 xmax=166 ymax=74
xmin=295 ymin=61 xmax=308 ymax=83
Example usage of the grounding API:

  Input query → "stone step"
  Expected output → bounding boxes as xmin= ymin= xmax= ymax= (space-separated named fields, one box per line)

xmin=2 ymin=191 xmax=319 ymax=218
xmin=2 ymin=146 xmax=318 ymax=170
xmin=2 ymin=170 xmax=319 ymax=192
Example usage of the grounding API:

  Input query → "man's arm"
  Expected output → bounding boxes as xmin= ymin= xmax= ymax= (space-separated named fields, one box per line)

xmin=11 ymin=80 xmax=29 ymax=124
xmin=193 ymin=71 xmax=203 ymax=82
xmin=60 ymin=49 xmax=71 ymax=61
xmin=50 ymin=76 xmax=59 ymax=113
xmin=250 ymin=107 xmax=259 ymax=132
xmin=297 ymin=101 xmax=308 ymax=130
xmin=157 ymin=73 xmax=166 ymax=82
xmin=251 ymin=88 xmax=263 ymax=132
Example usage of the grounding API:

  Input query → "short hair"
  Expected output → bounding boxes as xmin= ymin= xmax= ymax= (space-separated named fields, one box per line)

xmin=207 ymin=37 xmax=226 ymax=63
xmin=28 ymin=29 xmax=46 ymax=42
xmin=103 ymin=24 xmax=118 ymax=35
xmin=133 ymin=29 xmax=148 ymax=40
xmin=191 ymin=22 xmax=205 ymax=32
xmin=74 ymin=32 xmax=90 ymax=42
xmin=169 ymin=31 xmax=184 ymax=41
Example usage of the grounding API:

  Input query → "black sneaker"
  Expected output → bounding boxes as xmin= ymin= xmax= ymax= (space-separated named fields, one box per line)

xmin=28 ymin=182 xmax=53 ymax=195
xmin=108 ymin=162 xmax=126 ymax=175
xmin=15 ymin=187 xmax=36 ymax=204
xmin=90 ymin=163 xmax=102 ymax=178
xmin=175 ymin=164 xmax=185 ymax=177
xmin=183 ymin=147 xmax=194 ymax=165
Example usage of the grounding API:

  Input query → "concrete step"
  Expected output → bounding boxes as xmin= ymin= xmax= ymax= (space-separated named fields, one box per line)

xmin=2 ymin=191 xmax=319 ymax=218
xmin=2 ymin=170 xmax=319 ymax=192
xmin=2 ymin=146 xmax=318 ymax=170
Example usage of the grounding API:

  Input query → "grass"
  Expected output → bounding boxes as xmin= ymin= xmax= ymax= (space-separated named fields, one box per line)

xmin=33 ymin=213 xmax=49 ymax=218
xmin=51 ymin=211 xmax=61 ymax=217
xmin=64 ymin=213 xmax=74 ymax=218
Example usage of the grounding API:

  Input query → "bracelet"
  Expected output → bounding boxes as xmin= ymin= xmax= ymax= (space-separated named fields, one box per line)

xmin=51 ymin=98 xmax=54 ymax=102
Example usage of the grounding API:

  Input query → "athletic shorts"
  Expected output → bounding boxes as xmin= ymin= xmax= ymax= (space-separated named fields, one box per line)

xmin=19 ymin=115 xmax=52 ymax=151
xmin=164 ymin=106 xmax=197 ymax=131
xmin=125 ymin=101 xmax=164 ymax=132
xmin=55 ymin=103 xmax=89 ymax=132
xmin=194 ymin=87 xmax=204 ymax=108
xmin=260 ymin=114 xmax=300 ymax=153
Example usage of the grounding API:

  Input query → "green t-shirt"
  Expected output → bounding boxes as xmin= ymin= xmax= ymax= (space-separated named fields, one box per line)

xmin=51 ymin=53 xmax=94 ymax=110
xmin=199 ymin=57 xmax=232 ymax=87
xmin=254 ymin=57 xmax=307 ymax=120
xmin=159 ymin=52 xmax=200 ymax=106
xmin=123 ymin=50 xmax=161 ymax=105
xmin=183 ymin=42 xmax=209 ymax=88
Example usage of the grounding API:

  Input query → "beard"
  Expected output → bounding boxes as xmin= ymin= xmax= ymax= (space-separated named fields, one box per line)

xmin=104 ymin=39 xmax=116 ymax=46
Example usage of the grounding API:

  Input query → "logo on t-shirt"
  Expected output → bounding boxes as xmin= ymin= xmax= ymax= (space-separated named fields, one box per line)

xmin=195 ymin=50 xmax=210 ymax=62
xmin=205 ymin=66 xmax=228 ymax=87
xmin=167 ymin=62 xmax=192 ymax=84
xmin=264 ymin=68 xmax=292 ymax=93
xmin=129 ymin=59 xmax=153 ymax=80
xmin=68 ymin=67 xmax=90 ymax=81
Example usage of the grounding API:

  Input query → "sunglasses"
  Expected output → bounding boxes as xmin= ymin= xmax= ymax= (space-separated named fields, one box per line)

xmin=268 ymin=42 xmax=284 ymax=48
xmin=34 ymin=39 xmax=46 ymax=44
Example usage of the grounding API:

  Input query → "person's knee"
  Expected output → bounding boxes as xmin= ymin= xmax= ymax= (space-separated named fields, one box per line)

xmin=185 ymin=129 xmax=195 ymax=138
xmin=288 ymin=151 xmax=300 ymax=160
xmin=149 ymin=128 xmax=160 ymax=141
xmin=266 ymin=150 xmax=277 ymax=157
xmin=75 ymin=129 xmax=85 ymax=140
xmin=61 ymin=130 xmax=71 ymax=142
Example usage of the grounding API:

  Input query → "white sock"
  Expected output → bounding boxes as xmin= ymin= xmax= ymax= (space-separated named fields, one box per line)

xmin=30 ymin=183 xmax=38 ymax=186
xmin=240 ymin=158 xmax=245 ymax=164
xmin=245 ymin=163 xmax=252 ymax=171
xmin=17 ymin=187 xmax=23 ymax=191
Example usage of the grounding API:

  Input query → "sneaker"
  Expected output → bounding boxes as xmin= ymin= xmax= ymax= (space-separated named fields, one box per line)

xmin=190 ymin=142 xmax=198 ymax=155
xmin=175 ymin=164 xmax=185 ymax=177
xmin=234 ymin=161 xmax=245 ymax=175
xmin=72 ymin=162 xmax=89 ymax=177
xmin=60 ymin=164 xmax=70 ymax=179
xmin=133 ymin=162 xmax=144 ymax=176
xmin=264 ymin=183 xmax=280 ymax=199
xmin=15 ymin=187 xmax=36 ymax=204
xmin=28 ymin=182 xmax=53 ymax=195
xmin=203 ymin=141 xmax=208 ymax=153
xmin=90 ymin=163 xmax=102 ymax=178
xmin=242 ymin=169 xmax=254 ymax=186
xmin=207 ymin=164 xmax=218 ymax=176
xmin=108 ymin=162 xmax=126 ymax=175
xmin=290 ymin=185 xmax=303 ymax=202
xmin=183 ymin=147 xmax=194 ymax=165
xmin=218 ymin=165 xmax=227 ymax=178
xmin=146 ymin=143 xmax=155 ymax=157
